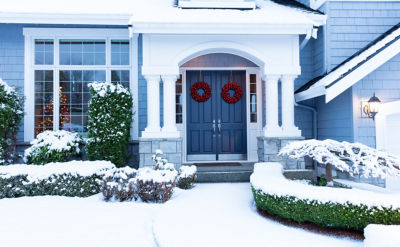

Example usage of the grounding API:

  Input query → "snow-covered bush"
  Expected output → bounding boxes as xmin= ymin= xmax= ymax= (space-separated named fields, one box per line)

xmin=0 ymin=161 xmax=115 ymax=198
xmin=152 ymin=149 xmax=175 ymax=171
xmin=85 ymin=82 xmax=133 ymax=167
xmin=251 ymin=163 xmax=400 ymax=231
xmin=136 ymin=167 xmax=178 ymax=202
xmin=279 ymin=139 xmax=400 ymax=179
xmin=177 ymin=165 xmax=197 ymax=189
xmin=101 ymin=167 xmax=137 ymax=201
xmin=24 ymin=130 xmax=81 ymax=165
xmin=0 ymin=78 xmax=23 ymax=165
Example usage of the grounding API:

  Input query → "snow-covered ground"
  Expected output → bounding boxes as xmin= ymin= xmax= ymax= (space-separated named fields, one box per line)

xmin=0 ymin=183 xmax=362 ymax=247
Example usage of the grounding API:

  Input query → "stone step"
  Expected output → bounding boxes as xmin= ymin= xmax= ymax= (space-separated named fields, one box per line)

xmin=196 ymin=171 xmax=252 ymax=183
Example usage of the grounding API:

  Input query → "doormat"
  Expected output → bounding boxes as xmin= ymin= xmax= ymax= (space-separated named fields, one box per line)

xmin=194 ymin=163 xmax=241 ymax=167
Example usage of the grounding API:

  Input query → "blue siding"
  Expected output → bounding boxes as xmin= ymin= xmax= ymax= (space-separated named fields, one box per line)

xmin=313 ymin=1 xmax=400 ymax=146
xmin=316 ymin=88 xmax=353 ymax=142
xmin=294 ymin=38 xmax=317 ymax=139
xmin=0 ymin=24 xmax=25 ymax=142
xmin=352 ymin=53 xmax=400 ymax=147
xmin=324 ymin=1 xmax=400 ymax=72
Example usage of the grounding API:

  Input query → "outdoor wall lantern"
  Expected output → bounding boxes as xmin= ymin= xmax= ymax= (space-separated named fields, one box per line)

xmin=363 ymin=93 xmax=381 ymax=119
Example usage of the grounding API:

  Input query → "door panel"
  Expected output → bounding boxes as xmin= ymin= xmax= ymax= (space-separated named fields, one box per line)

xmin=186 ymin=70 xmax=247 ymax=161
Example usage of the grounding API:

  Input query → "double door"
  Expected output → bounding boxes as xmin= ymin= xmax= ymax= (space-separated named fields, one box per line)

xmin=186 ymin=70 xmax=247 ymax=161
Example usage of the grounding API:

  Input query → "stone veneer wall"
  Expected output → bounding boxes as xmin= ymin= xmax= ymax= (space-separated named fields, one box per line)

xmin=257 ymin=136 xmax=305 ymax=169
xmin=139 ymin=138 xmax=183 ymax=168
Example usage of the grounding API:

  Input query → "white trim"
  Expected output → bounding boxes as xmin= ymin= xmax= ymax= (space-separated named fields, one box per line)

xmin=23 ymin=27 xmax=139 ymax=142
xmin=0 ymin=12 xmax=130 ymax=25
xmin=132 ymin=23 xmax=315 ymax=35
xmin=296 ymin=26 xmax=400 ymax=102
xmin=375 ymin=100 xmax=400 ymax=155
xmin=179 ymin=66 xmax=262 ymax=163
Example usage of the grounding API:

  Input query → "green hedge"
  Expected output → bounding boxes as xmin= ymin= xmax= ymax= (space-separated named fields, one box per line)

xmin=86 ymin=82 xmax=133 ymax=167
xmin=0 ymin=174 xmax=102 ymax=198
xmin=252 ymin=187 xmax=400 ymax=232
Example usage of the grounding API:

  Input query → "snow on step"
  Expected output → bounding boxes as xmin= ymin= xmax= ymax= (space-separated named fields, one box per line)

xmin=364 ymin=225 xmax=400 ymax=247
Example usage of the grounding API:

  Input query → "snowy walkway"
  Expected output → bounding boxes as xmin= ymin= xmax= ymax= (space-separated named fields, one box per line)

xmin=0 ymin=183 xmax=362 ymax=247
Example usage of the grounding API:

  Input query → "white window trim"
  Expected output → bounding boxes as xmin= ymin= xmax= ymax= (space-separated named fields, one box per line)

xmin=23 ymin=28 xmax=139 ymax=142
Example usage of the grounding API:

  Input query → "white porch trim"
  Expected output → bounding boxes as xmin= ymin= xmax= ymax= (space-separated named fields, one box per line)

xmin=375 ymin=100 xmax=400 ymax=155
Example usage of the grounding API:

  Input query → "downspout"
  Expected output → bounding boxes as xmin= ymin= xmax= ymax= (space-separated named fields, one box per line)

xmin=295 ymin=102 xmax=317 ymax=140
xmin=295 ymin=102 xmax=318 ymax=172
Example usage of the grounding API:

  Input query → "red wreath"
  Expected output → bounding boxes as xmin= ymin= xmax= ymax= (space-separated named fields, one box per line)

xmin=221 ymin=82 xmax=242 ymax=104
xmin=191 ymin=81 xmax=211 ymax=102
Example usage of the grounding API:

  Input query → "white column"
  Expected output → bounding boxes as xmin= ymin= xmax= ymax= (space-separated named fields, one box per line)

xmin=263 ymin=75 xmax=282 ymax=136
xmin=161 ymin=75 xmax=180 ymax=138
xmin=281 ymin=75 xmax=301 ymax=137
xmin=142 ymin=75 xmax=161 ymax=138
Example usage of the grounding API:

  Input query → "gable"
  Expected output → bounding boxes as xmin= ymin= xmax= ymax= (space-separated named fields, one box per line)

xmin=295 ymin=22 xmax=400 ymax=103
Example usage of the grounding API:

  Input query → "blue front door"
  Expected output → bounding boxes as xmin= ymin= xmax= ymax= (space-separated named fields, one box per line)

xmin=187 ymin=70 xmax=247 ymax=161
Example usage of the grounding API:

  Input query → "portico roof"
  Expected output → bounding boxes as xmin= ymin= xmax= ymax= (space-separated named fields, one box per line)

xmin=130 ymin=0 xmax=326 ymax=34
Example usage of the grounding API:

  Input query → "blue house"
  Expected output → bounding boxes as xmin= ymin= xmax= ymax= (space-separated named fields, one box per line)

xmin=0 ymin=0 xmax=399 ymax=173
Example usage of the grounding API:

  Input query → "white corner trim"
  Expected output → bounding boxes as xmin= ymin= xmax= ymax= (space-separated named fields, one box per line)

xmin=325 ymin=37 xmax=400 ymax=103
xmin=375 ymin=100 xmax=400 ymax=152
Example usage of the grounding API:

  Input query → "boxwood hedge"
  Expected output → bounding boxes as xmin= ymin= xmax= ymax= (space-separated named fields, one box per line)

xmin=252 ymin=187 xmax=400 ymax=232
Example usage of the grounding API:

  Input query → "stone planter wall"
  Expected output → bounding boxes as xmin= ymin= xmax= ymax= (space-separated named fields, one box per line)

xmin=139 ymin=137 xmax=183 ymax=168
xmin=257 ymin=136 xmax=305 ymax=169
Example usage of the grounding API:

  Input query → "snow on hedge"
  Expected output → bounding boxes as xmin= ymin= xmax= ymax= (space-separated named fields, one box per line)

xmin=250 ymin=162 xmax=400 ymax=209
xmin=137 ymin=167 xmax=178 ymax=183
xmin=279 ymin=139 xmax=400 ymax=179
xmin=0 ymin=160 xmax=115 ymax=182
xmin=179 ymin=165 xmax=197 ymax=178
xmin=364 ymin=224 xmax=400 ymax=247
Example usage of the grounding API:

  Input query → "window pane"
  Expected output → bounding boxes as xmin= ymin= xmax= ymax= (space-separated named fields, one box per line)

xmin=59 ymin=40 xmax=105 ymax=65
xmin=176 ymin=75 xmax=183 ymax=124
xmin=111 ymin=40 xmax=129 ymax=65
xmin=35 ymin=40 xmax=54 ymax=65
xmin=59 ymin=70 xmax=105 ymax=133
xmin=111 ymin=70 xmax=130 ymax=88
xmin=35 ymin=70 xmax=54 ymax=136
xmin=250 ymin=74 xmax=257 ymax=123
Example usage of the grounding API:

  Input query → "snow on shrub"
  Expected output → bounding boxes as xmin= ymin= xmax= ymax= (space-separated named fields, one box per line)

xmin=364 ymin=224 xmax=400 ymax=247
xmin=0 ymin=78 xmax=23 ymax=165
xmin=85 ymin=82 xmax=133 ymax=167
xmin=177 ymin=165 xmax=197 ymax=189
xmin=152 ymin=149 xmax=175 ymax=171
xmin=24 ymin=130 xmax=81 ymax=165
xmin=101 ymin=167 xmax=137 ymax=201
xmin=251 ymin=163 xmax=400 ymax=231
xmin=0 ymin=160 xmax=115 ymax=199
xmin=279 ymin=139 xmax=400 ymax=179
xmin=136 ymin=167 xmax=178 ymax=203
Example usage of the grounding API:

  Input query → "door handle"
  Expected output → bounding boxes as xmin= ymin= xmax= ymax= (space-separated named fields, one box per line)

xmin=212 ymin=120 xmax=216 ymax=135
xmin=218 ymin=119 xmax=221 ymax=134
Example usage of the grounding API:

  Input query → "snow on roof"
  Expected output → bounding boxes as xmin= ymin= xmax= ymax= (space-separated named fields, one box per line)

xmin=130 ymin=0 xmax=325 ymax=26
xmin=0 ymin=0 xmax=325 ymax=31
xmin=296 ymin=22 xmax=400 ymax=103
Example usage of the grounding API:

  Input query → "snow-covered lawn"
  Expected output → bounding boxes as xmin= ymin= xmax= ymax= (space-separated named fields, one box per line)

xmin=0 ymin=183 xmax=362 ymax=247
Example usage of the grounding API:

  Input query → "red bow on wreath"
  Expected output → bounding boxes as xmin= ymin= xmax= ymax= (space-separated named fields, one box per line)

xmin=191 ymin=81 xmax=212 ymax=102
xmin=222 ymin=82 xmax=242 ymax=104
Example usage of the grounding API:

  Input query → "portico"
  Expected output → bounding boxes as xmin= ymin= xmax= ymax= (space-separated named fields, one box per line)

xmin=131 ymin=1 xmax=326 ymax=167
